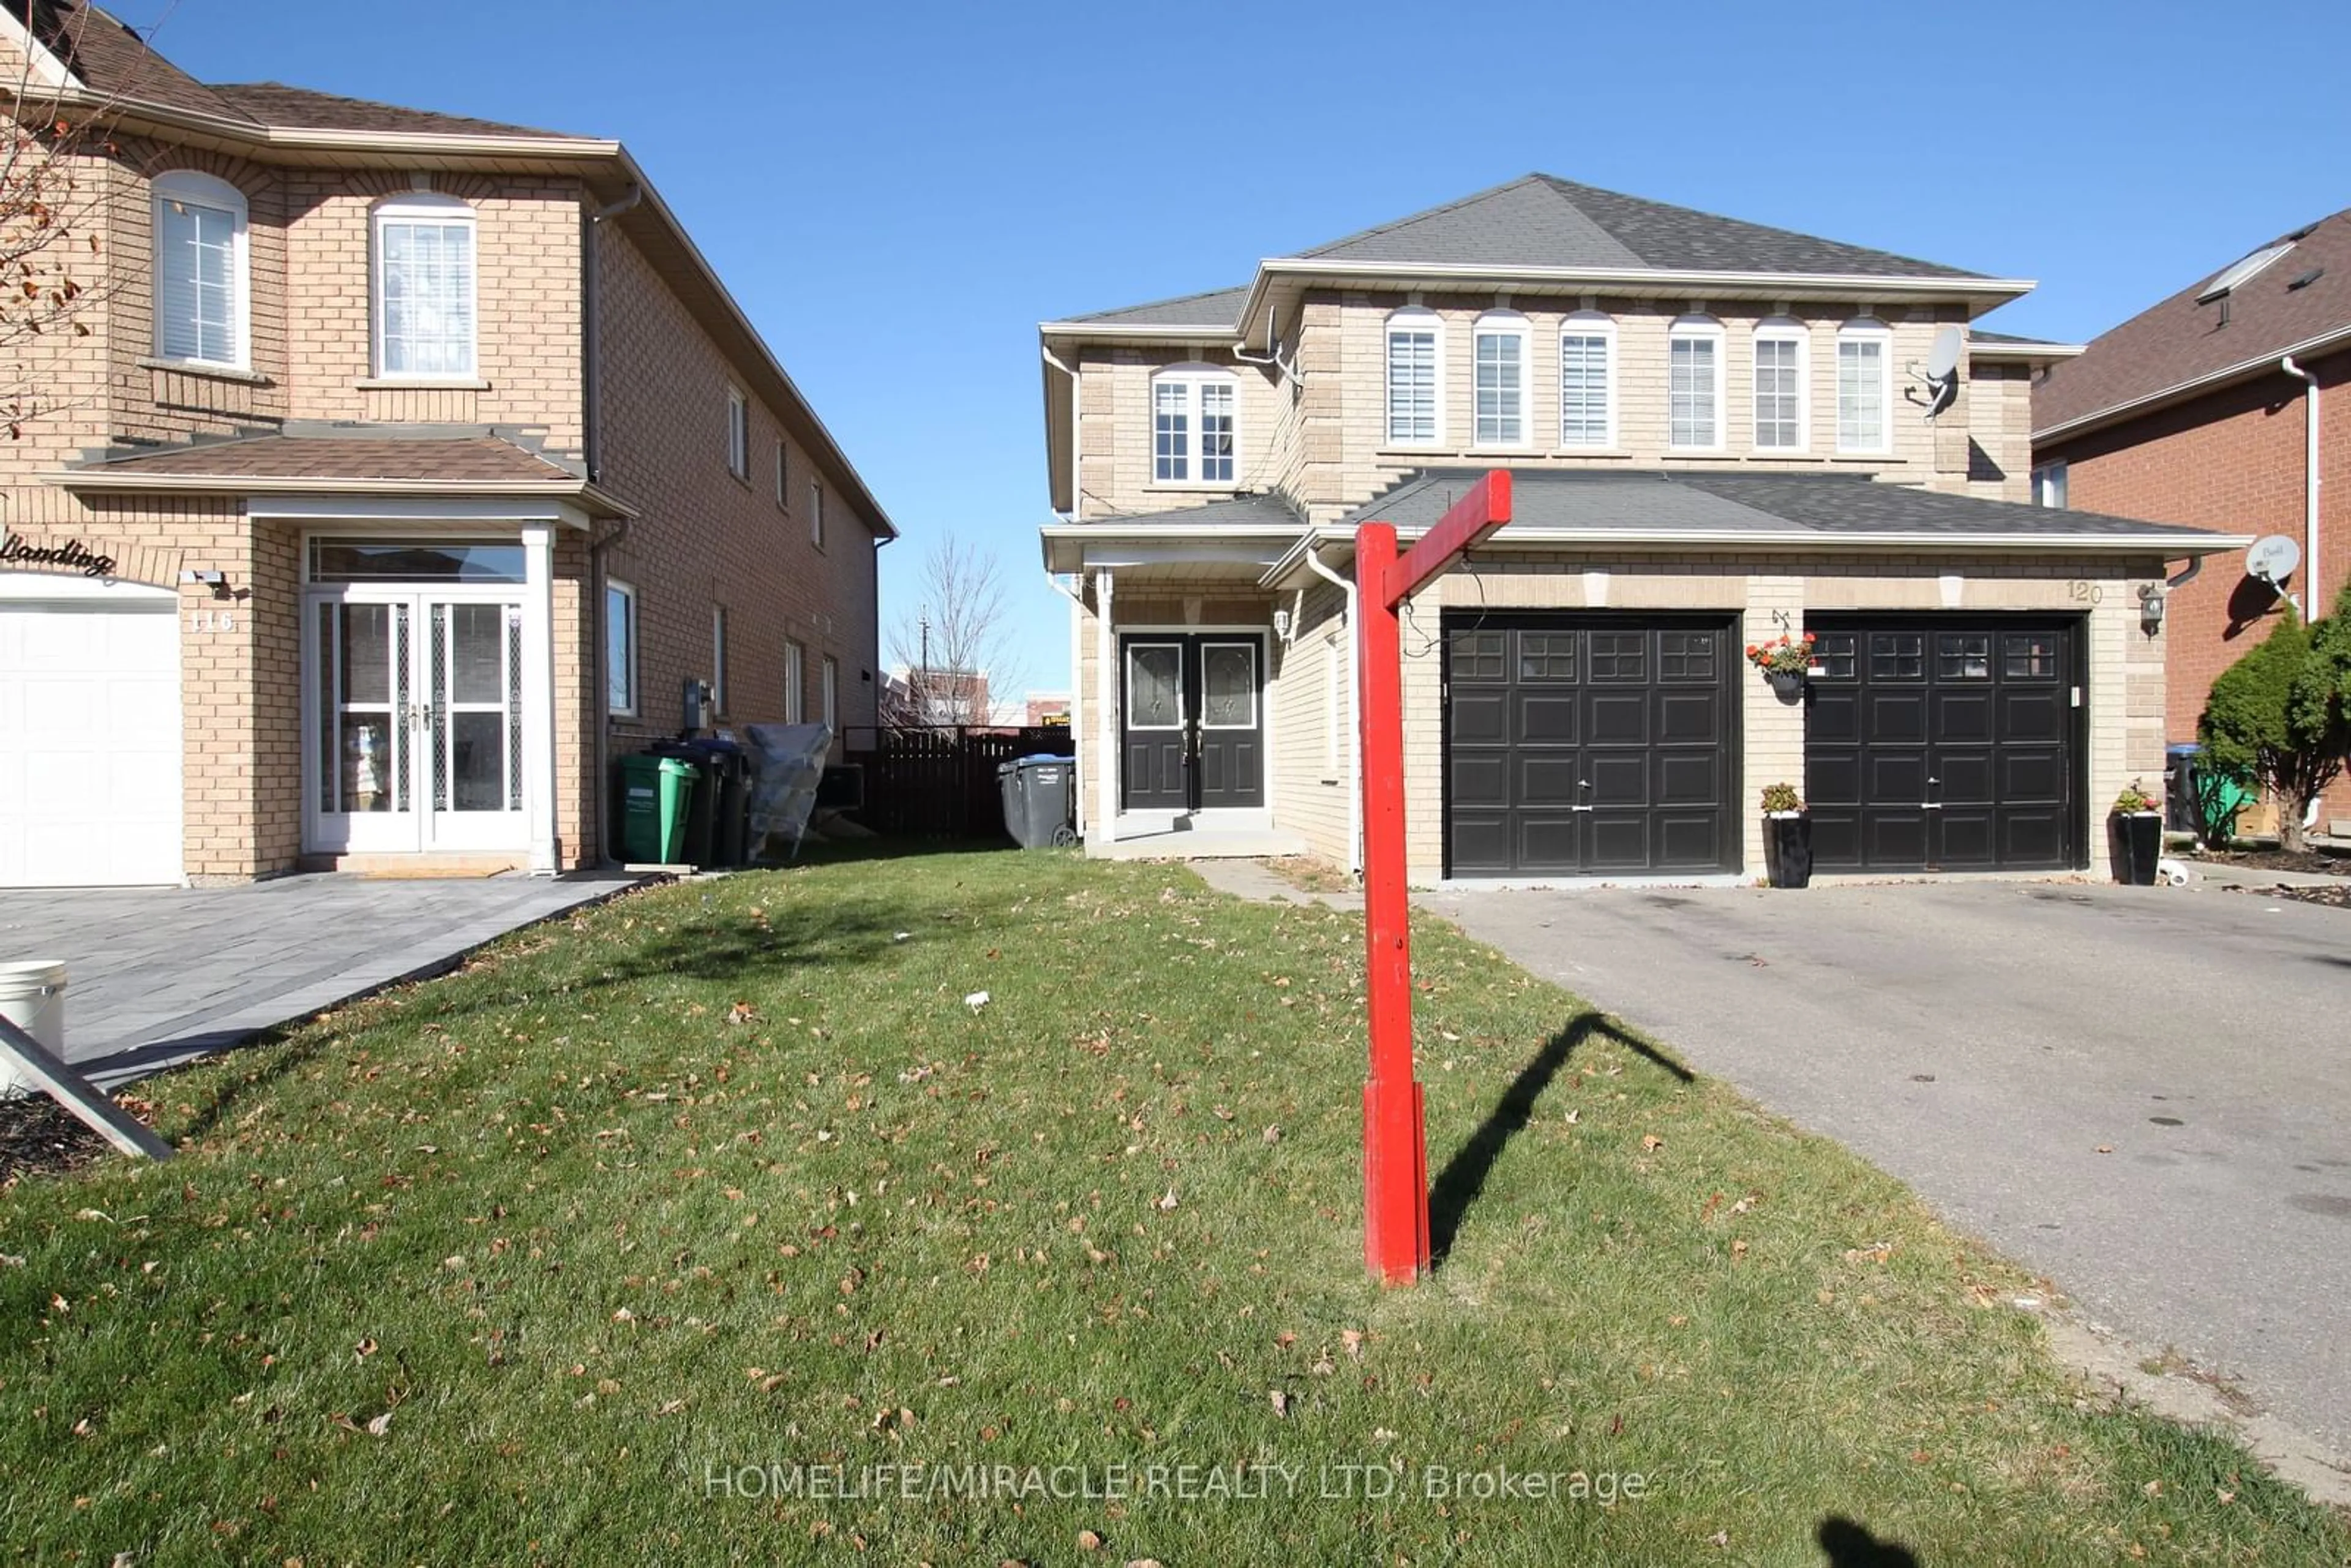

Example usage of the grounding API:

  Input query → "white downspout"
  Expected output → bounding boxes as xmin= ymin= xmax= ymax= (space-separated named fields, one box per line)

xmin=1094 ymin=568 xmax=1117 ymax=846
xmin=1302 ymin=541 xmax=1361 ymax=874
xmin=1043 ymin=571 xmax=1086 ymax=835
xmin=2282 ymin=356 xmax=2322 ymax=609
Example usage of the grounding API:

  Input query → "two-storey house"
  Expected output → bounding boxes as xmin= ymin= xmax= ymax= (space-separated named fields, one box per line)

xmin=0 ymin=1 xmax=893 ymax=887
xmin=1039 ymin=175 xmax=2243 ymax=883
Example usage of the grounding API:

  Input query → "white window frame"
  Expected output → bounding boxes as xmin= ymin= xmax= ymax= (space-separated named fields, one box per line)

xmin=711 ymin=606 xmax=730 ymax=717
xmin=1557 ymin=311 xmax=1616 ymax=450
xmin=821 ymin=655 xmax=839 ymax=732
xmin=1149 ymin=364 xmax=1240 ymax=488
xmin=774 ymin=438 xmax=788 ymax=508
xmin=2033 ymin=460 xmax=2069 ymax=509
xmin=1471 ymin=310 xmax=1531 ymax=450
xmin=1750 ymin=319 xmax=1810 ymax=452
xmin=784 ymin=639 xmax=805 ymax=723
xmin=1384 ymin=307 xmax=1444 ymax=447
xmin=151 ymin=170 xmax=249 ymax=370
xmin=1835 ymin=320 xmax=1895 ymax=456
xmin=370 ymin=192 xmax=478 ymax=380
xmin=809 ymin=480 xmax=825 ymax=547
xmin=726 ymin=388 xmax=749 ymax=478
xmin=1667 ymin=317 xmax=1727 ymax=453
xmin=606 ymin=578 xmax=637 ymax=718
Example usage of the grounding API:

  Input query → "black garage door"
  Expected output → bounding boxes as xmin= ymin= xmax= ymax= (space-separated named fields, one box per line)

xmin=1444 ymin=613 xmax=1737 ymax=877
xmin=1804 ymin=617 xmax=2083 ymax=873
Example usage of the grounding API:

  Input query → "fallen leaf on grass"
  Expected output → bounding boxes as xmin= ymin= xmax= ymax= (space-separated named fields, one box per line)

xmin=727 ymin=1002 xmax=759 ymax=1026
xmin=1076 ymin=1529 xmax=1103 ymax=1551
xmin=1641 ymin=1135 xmax=1665 ymax=1152
xmin=964 ymin=992 xmax=991 ymax=1013
xmin=1269 ymin=1389 xmax=1289 ymax=1417
xmin=1157 ymin=1190 xmax=1179 ymax=1211
xmin=1263 ymin=1125 xmax=1281 ymax=1144
xmin=1341 ymin=1329 xmax=1364 ymax=1362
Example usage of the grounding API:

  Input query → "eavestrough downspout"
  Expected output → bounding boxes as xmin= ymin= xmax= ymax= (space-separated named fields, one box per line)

xmin=2282 ymin=355 xmax=2321 ymax=607
xmin=1302 ymin=541 xmax=1362 ymax=873
xmin=1095 ymin=568 xmax=1117 ymax=846
xmin=1043 ymin=571 xmax=1086 ymax=835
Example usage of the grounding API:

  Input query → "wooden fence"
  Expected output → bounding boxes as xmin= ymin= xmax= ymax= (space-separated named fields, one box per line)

xmin=839 ymin=726 xmax=1076 ymax=839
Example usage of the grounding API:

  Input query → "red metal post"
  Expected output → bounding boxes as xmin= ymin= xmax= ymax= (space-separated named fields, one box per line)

xmin=1354 ymin=472 xmax=1512 ymax=1285
xmin=1355 ymin=522 xmax=1427 ymax=1283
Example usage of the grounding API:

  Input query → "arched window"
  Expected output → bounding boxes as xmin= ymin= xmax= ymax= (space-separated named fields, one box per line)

xmin=1471 ymin=310 xmax=1529 ymax=448
xmin=1384 ymin=307 xmax=1442 ymax=446
xmin=1836 ymin=318 xmax=1893 ymax=454
xmin=1752 ymin=318 xmax=1809 ymax=452
xmin=1558 ymin=310 xmax=1615 ymax=449
xmin=1149 ymin=363 xmax=1239 ymax=486
xmin=151 ymin=171 xmax=248 ymax=369
xmin=372 ymin=193 xmax=478 ymax=378
xmin=1667 ymin=314 xmax=1725 ymax=451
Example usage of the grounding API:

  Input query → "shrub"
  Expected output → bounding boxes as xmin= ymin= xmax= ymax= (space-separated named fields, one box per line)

xmin=2199 ymin=594 xmax=2347 ymax=854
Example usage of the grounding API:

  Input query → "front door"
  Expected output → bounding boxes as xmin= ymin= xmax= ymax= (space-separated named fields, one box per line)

xmin=1120 ymin=634 xmax=1264 ymax=812
xmin=309 ymin=591 xmax=527 ymax=853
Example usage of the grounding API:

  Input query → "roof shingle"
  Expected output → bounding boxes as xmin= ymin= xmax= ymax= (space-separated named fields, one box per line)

xmin=75 ymin=435 xmax=579 ymax=484
xmin=7 ymin=0 xmax=254 ymax=122
xmin=208 ymin=81 xmax=581 ymax=141
xmin=1062 ymin=285 xmax=1251 ymax=330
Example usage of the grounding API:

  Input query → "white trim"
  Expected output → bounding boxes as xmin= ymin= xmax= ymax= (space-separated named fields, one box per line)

xmin=151 ymin=171 xmax=250 ymax=372
xmin=821 ymin=654 xmax=839 ymax=732
xmin=244 ymin=494 xmax=590 ymax=525
xmin=370 ymin=192 xmax=479 ymax=381
xmin=0 ymin=574 xmax=176 ymax=603
xmin=1835 ymin=318 xmax=1895 ymax=456
xmin=782 ymin=638 xmax=805 ymax=724
xmin=809 ymin=479 xmax=825 ymax=547
xmin=1122 ymin=639 xmax=1186 ymax=730
xmin=1666 ymin=316 xmax=1727 ymax=453
xmin=726 ymin=386 xmax=750 ymax=478
xmin=1384 ymin=306 xmax=1445 ymax=448
xmin=522 ymin=524 xmax=558 ymax=872
xmin=774 ymin=437 xmax=789 ymax=508
xmin=1969 ymin=338 xmax=2084 ymax=362
xmin=1471 ymin=310 xmax=1531 ymax=451
xmin=1093 ymin=569 xmax=1117 ymax=844
xmin=1750 ymin=318 xmax=1809 ymax=454
xmin=1147 ymin=362 xmax=1242 ymax=490
xmin=1196 ymin=638 xmax=1259 ymax=731
xmin=711 ymin=604 xmax=730 ymax=717
xmin=605 ymin=577 xmax=638 ymax=717
xmin=0 ymin=9 xmax=80 ymax=89
xmin=1557 ymin=310 xmax=1617 ymax=451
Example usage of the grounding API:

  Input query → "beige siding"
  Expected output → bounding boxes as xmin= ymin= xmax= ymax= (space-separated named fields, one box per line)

xmin=1267 ymin=582 xmax=1352 ymax=865
xmin=1963 ymin=361 xmax=2036 ymax=502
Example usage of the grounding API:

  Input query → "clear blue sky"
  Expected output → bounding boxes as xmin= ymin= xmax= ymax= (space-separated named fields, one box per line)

xmin=154 ymin=0 xmax=2351 ymax=697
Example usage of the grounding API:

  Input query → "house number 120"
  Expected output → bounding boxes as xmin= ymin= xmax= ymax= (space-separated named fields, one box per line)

xmin=2066 ymin=580 xmax=2104 ymax=606
xmin=189 ymin=609 xmax=237 ymax=633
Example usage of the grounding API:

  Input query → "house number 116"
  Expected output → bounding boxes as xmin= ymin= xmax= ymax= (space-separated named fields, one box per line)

xmin=189 ymin=609 xmax=237 ymax=633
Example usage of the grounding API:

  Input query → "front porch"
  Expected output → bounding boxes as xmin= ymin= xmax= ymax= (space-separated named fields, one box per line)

xmin=1086 ymin=808 xmax=1308 ymax=861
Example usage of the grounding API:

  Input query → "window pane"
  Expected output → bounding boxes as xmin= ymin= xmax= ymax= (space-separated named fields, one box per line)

xmin=1387 ymin=329 xmax=1437 ymax=443
xmin=1670 ymin=336 xmax=1717 ymax=448
xmin=1869 ymin=632 xmax=1925 ymax=680
xmin=159 ymin=198 xmax=238 ymax=363
xmin=1589 ymin=632 xmax=1647 ymax=681
xmin=1199 ymin=381 xmax=1234 ymax=483
xmin=1838 ymin=339 xmax=1884 ymax=451
xmin=1201 ymin=644 xmax=1256 ymax=728
xmin=1127 ymin=645 xmax=1181 ymax=727
xmin=1446 ymin=631 xmax=1504 ymax=681
xmin=1754 ymin=337 xmax=1801 ymax=449
xmin=2003 ymin=634 xmax=2060 ymax=679
xmin=1936 ymin=633 xmax=1991 ymax=680
xmin=1810 ymin=631 xmax=1857 ymax=680
xmin=309 ymin=541 xmax=526 ymax=583
xmin=1474 ymin=332 xmax=1523 ymax=446
xmin=1561 ymin=332 xmax=1610 ymax=446
xmin=1153 ymin=380 xmax=1190 ymax=481
xmin=606 ymin=586 xmax=633 ymax=711
xmin=1517 ymin=631 xmax=1577 ymax=681
xmin=380 ymin=219 xmax=476 ymax=377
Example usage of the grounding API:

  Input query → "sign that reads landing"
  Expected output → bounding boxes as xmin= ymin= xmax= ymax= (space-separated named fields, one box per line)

xmin=0 ymin=531 xmax=119 ymax=580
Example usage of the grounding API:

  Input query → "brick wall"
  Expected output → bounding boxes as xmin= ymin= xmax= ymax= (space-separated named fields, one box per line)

xmin=2043 ymin=349 xmax=2351 ymax=819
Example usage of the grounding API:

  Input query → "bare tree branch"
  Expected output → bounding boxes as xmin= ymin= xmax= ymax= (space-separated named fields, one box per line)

xmin=888 ymin=538 xmax=1025 ymax=727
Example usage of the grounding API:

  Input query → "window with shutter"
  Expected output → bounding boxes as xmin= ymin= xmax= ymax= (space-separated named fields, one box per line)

xmin=1559 ymin=313 xmax=1614 ymax=449
xmin=152 ymin=171 xmax=247 ymax=368
xmin=1385 ymin=310 xmax=1441 ymax=445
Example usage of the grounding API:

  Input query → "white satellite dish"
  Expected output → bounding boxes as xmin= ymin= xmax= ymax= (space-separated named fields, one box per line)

xmin=2246 ymin=534 xmax=2301 ymax=587
xmin=1911 ymin=325 xmax=1964 ymax=420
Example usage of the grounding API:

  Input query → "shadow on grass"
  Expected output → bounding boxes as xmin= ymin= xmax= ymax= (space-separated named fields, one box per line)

xmin=781 ymin=835 xmax=1025 ymax=868
xmin=1817 ymin=1516 xmax=1920 ymax=1566
xmin=1428 ymin=1011 xmax=1695 ymax=1267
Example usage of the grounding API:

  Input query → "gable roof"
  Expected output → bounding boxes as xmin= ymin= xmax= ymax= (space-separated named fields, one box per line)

xmin=1062 ymin=285 xmax=1251 ymax=332
xmin=2034 ymin=208 xmax=2351 ymax=442
xmin=1300 ymin=174 xmax=1986 ymax=280
xmin=5 ymin=0 xmax=250 ymax=121
xmin=65 ymin=432 xmax=580 ymax=484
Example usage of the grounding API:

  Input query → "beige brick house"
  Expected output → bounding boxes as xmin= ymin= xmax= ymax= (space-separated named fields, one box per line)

xmin=1038 ymin=176 xmax=2244 ymax=883
xmin=0 ymin=2 xmax=891 ymax=886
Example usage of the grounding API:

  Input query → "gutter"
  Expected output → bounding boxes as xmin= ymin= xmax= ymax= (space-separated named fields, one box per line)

xmin=42 ymin=470 xmax=640 ymax=516
xmin=2035 ymin=322 xmax=2351 ymax=446
xmin=1043 ymin=573 xmax=1087 ymax=835
xmin=1041 ymin=343 xmax=1082 ymax=516
xmin=1302 ymin=544 xmax=1362 ymax=873
xmin=2281 ymin=357 xmax=2323 ymax=606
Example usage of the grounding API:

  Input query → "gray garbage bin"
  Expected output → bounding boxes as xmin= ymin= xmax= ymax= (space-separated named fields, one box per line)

xmin=999 ymin=755 xmax=1075 ymax=849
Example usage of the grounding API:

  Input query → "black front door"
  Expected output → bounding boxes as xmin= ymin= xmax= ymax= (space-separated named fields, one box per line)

xmin=1443 ymin=613 xmax=1737 ymax=877
xmin=1120 ymin=634 xmax=1264 ymax=812
xmin=1805 ymin=617 xmax=2081 ymax=872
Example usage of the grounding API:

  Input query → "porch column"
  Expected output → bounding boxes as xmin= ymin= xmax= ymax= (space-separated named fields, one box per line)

xmin=522 ymin=523 xmax=558 ymax=874
xmin=1094 ymin=568 xmax=1117 ymax=846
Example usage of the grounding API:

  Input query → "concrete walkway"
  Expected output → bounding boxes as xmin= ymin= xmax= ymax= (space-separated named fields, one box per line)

xmin=0 ymin=872 xmax=643 ymax=1087
xmin=1188 ymin=858 xmax=1363 ymax=911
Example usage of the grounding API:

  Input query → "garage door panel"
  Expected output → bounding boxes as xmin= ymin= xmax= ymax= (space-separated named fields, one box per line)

xmin=1807 ymin=689 xmax=1860 ymax=745
xmin=2003 ymin=812 xmax=2067 ymax=865
xmin=1864 ymin=751 xmax=1927 ymax=805
xmin=2001 ymin=689 xmax=2068 ymax=743
xmin=1807 ymin=751 xmax=1860 ymax=808
xmin=2001 ymin=749 xmax=2064 ymax=803
xmin=1937 ymin=751 xmax=1995 ymax=805
xmin=1934 ymin=689 xmax=1994 ymax=742
xmin=1937 ymin=813 xmax=1997 ymax=867
xmin=1866 ymin=690 xmax=1928 ymax=744
xmin=1445 ymin=615 xmax=1734 ymax=877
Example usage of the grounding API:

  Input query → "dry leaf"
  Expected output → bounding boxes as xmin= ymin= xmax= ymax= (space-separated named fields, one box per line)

xmin=1341 ymin=1329 xmax=1364 ymax=1361
xmin=2096 ymin=1144 xmax=2115 ymax=1155
xmin=1641 ymin=1134 xmax=1664 ymax=1152
xmin=364 ymin=1412 xmax=392 ymax=1437
xmin=1269 ymin=1389 xmax=1289 ymax=1418
xmin=1076 ymin=1529 xmax=1103 ymax=1551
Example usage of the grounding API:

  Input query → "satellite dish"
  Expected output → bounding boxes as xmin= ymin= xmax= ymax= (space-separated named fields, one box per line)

xmin=1908 ymin=325 xmax=1965 ymax=420
xmin=2246 ymin=535 xmax=2301 ymax=587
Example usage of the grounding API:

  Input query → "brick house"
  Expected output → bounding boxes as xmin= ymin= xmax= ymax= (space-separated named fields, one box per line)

xmin=1038 ymin=175 xmax=2246 ymax=884
xmin=2031 ymin=209 xmax=2350 ymax=831
xmin=0 ymin=2 xmax=893 ymax=887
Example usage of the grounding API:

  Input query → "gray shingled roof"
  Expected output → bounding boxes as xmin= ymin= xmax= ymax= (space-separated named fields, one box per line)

xmin=1299 ymin=175 xmax=1986 ymax=280
xmin=1079 ymin=492 xmax=1305 ymax=531
xmin=1062 ymin=286 xmax=1250 ymax=329
xmin=1336 ymin=469 xmax=2222 ymax=541
xmin=1969 ymin=329 xmax=2066 ymax=347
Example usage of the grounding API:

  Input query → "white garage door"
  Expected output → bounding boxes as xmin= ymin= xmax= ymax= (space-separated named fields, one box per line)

xmin=0 ymin=589 xmax=184 ymax=887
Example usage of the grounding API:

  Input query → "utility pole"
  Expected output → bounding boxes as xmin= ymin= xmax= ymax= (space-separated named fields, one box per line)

xmin=918 ymin=612 xmax=931 ymax=724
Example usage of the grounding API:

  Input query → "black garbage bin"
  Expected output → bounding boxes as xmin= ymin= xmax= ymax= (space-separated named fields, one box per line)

xmin=685 ymin=739 xmax=751 ymax=866
xmin=650 ymin=743 xmax=719 ymax=868
xmin=999 ymin=755 xmax=1074 ymax=849
xmin=2165 ymin=743 xmax=2202 ymax=836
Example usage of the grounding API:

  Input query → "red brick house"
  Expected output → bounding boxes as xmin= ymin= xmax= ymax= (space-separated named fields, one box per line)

xmin=2033 ymin=209 xmax=2351 ymax=830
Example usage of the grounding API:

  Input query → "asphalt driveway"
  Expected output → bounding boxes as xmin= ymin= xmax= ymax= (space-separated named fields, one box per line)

xmin=1421 ymin=879 xmax=2351 ymax=1462
xmin=0 ymin=872 xmax=641 ymax=1087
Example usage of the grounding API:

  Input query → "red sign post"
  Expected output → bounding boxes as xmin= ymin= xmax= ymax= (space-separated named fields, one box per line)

xmin=1355 ymin=471 xmax=1513 ymax=1284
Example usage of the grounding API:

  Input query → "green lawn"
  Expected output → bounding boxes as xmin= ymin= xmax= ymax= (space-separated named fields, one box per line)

xmin=3 ymin=848 xmax=2344 ymax=1565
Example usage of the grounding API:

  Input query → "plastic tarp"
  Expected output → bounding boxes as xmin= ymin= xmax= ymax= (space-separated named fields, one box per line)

xmin=742 ymin=722 xmax=834 ymax=858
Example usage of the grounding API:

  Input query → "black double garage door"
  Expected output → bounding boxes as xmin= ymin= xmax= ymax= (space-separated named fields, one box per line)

xmin=1442 ymin=612 xmax=2083 ymax=878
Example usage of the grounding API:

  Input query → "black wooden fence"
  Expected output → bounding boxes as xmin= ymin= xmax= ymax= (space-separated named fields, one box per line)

xmin=839 ymin=725 xmax=1076 ymax=839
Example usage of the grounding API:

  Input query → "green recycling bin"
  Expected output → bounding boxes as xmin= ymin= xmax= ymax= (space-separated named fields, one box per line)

xmin=621 ymin=754 xmax=697 ymax=864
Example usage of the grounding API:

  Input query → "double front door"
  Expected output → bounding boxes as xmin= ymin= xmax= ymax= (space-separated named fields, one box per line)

xmin=1121 ymin=634 xmax=1264 ymax=812
xmin=307 ymin=591 xmax=527 ymax=853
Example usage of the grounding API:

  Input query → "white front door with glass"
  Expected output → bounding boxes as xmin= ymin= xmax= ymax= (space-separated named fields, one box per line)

xmin=305 ymin=541 xmax=531 ymax=855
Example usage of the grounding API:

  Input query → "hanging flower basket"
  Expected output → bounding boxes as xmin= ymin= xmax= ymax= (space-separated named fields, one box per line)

xmin=1747 ymin=634 xmax=1815 ymax=702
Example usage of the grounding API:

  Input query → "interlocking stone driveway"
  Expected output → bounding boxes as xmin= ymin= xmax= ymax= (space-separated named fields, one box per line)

xmin=0 ymin=872 xmax=642 ymax=1087
xmin=1420 ymin=880 xmax=2351 ymax=1465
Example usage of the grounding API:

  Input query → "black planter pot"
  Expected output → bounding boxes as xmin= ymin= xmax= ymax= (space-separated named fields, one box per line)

xmin=1766 ymin=670 xmax=1805 ymax=702
xmin=2109 ymin=811 xmax=2163 ymax=885
xmin=1763 ymin=814 xmax=1813 ymax=888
